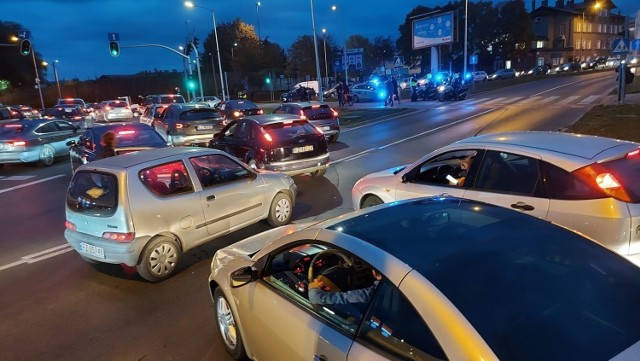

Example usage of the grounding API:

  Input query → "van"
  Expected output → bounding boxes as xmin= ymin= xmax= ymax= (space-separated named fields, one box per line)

xmin=293 ymin=80 xmax=319 ymax=94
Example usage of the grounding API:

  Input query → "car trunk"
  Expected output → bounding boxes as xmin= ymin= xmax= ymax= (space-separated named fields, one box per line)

xmin=262 ymin=121 xmax=328 ymax=162
xmin=176 ymin=109 xmax=226 ymax=136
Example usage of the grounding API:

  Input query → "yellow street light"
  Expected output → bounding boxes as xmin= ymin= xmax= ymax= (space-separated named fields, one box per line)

xmin=579 ymin=2 xmax=601 ymax=60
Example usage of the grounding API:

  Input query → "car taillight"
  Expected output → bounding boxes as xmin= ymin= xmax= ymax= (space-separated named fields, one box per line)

xmin=332 ymin=110 xmax=339 ymax=118
xmin=8 ymin=140 xmax=26 ymax=147
xmin=118 ymin=130 xmax=135 ymax=135
xmin=627 ymin=149 xmax=640 ymax=158
xmin=105 ymin=106 xmax=111 ymax=111
xmin=574 ymin=163 xmax=632 ymax=202
xmin=65 ymin=221 xmax=77 ymax=231
xmin=299 ymin=110 xmax=307 ymax=120
xmin=260 ymin=127 xmax=273 ymax=142
xmin=175 ymin=123 xmax=191 ymax=129
xmin=314 ymin=126 xmax=324 ymax=135
xmin=233 ymin=111 xmax=241 ymax=118
xmin=257 ymin=109 xmax=264 ymax=115
xmin=102 ymin=231 xmax=135 ymax=242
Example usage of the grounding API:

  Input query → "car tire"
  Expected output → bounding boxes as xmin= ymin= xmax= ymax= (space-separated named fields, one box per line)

xmin=310 ymin=168 xmax=326 ymax=177
xmin=267 ymin=192 xmax=293 ymax=226
xmin=136 ymin=236 xmax=181 ymax=283
xmin=361 ymin=195 xmax=383 ymax=208
xmin=352 ymin=94 xmax=359 ymax=103
xmin=38 ymin=144 xmax=55 ymax=167
xmin=329 ymin=134 xmax=339 ymax=142
xmin=214 ymin=287 xmax=247 ymax=360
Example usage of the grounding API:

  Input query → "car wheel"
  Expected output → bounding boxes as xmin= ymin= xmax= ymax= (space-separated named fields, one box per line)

xmin=352 ymin=94 xmax=360 ymax=103
xmin=310 ymin=168 xmax=326 ymax=177
xmin=267 ymin=192 xmax=292 ymax=226
xmin=38 ymin=145 xmax=55 ymax=166
xmin=361 ymin=195 xmax=383 ymax=208
xmin=329 ymin=133 xmax=339 ymax=142
xmin=214 ymin=287 xmax=247 ymax=360
xmin=136 ymin=236 xmax=181 ymax=282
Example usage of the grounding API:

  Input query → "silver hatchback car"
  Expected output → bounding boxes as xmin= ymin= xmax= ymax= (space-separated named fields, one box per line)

xmin=64 ymin=147 xmax=296 ymax=282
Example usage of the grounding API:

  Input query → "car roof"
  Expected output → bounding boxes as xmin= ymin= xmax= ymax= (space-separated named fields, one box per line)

xmin=87 ymin=123 xmax=155 ymax=134
xmin=284 ymin=101 xmax=329 ymax=108
xmin=453 ymin=131 xmax=638 ymax=161
xmin=78 ymin=147 xmax=224 ymax=170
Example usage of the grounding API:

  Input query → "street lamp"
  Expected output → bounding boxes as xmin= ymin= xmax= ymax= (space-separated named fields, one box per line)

xmin=579 ymin=2 xmax=601 ymax=61
xmin=256 ymin=2 xmax=262 ymax=42
xmin=184 ymin=1 xmax=227 ymax=101
xmin=208 ymin=52 xmax=219 ymax=97
xmin=231 ymin=42 xmax=238 ymax=70
xmin=310 ymin=0 xmax=324 ymax=102
xmin=52 ymin=60 xmax=61 ymax=99
xmin=331 ymin=4 xmax=347 ymax=86
xmin=322 ymin=28 xmax=329 ymax=89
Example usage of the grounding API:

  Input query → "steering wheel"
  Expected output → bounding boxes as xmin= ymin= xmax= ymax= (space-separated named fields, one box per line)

xmin=307 ymin=249 xmax=354 ymax=288
xmin=198 ymin=166 xmax=219 ymax=185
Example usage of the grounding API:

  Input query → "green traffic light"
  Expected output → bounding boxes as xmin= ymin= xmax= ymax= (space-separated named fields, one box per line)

xmin=265 ymin=77 xmax=271 ymax=84
xmin=20 ymin=39 xmax=31 ymax=56
xmin=187 ymin=80 xmax=196 ymax=90
xmin=109 ymin=41 xmax=120 ymax=57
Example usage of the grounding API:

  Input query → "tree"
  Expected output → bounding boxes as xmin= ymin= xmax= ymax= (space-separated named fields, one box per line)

xmin=286 ymin=35 xmax=317 ymax=78
xmin=493 ymin=0 xmax=534 ymax=70
xmin=371 ymin=36 xmax=395 ymax=68
xmin=0 ymin=21 xmax=45 ymax=89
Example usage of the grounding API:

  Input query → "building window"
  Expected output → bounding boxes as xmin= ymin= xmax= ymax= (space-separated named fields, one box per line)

xmin=596 ymin=40 xmax=601 ymax=49
xmin=535 ymin=16 xmax=542 ymax=23
xmin=576 ymin=40 xmax=581 ymax=50
xmin=536 ymin=40 xmax=544 ymax=49
xmin=586 ymin=40 xmax=591 ymax=50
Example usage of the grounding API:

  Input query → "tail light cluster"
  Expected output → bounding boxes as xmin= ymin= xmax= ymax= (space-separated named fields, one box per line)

xmin=260 ymin=127 xmax=273 ymax=142
xmin=574 ymin=162 xmax=631 ymax=202
xmin=65 ymin=220 xmax=135 ymax=243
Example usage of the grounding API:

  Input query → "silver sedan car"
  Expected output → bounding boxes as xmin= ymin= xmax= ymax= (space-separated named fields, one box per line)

xmin=0 ymin=118 xmax=80 ymax=166
xmin=209 ymin=196 xmax=640 ymax=361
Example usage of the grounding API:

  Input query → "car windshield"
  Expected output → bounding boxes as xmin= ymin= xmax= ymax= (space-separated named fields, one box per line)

xmin=328 ymin=199 xmax=640 ymax=360
xmin=179 ymin=108 xmax=221 ymax=121
xmin=46 ymin=107 xmax=80 ymax=116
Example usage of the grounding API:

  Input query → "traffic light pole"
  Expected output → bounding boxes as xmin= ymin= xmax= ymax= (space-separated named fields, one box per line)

xmin=30 ymin=44 xmax=45 ymax=110
xmin=191 ymin=42 xmax=205 ymax=100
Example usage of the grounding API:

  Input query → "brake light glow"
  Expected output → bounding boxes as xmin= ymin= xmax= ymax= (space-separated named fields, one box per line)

xmin=233 ymin=111 xmax=241 ymax=117
xmin=4 ymin=124 xmax=22 ymax=128
xmin=65 ymin=221 xmax=77 ymax=231
xmin=332 ymin=110 xmax=339 ymax=117
xmin=8 ymin=141 xmax=26 ymax=147
xmin=257 ymin=109 xmax=264 ymax=115
xmin=595 ymin=173 xmax=621 ymax=189
xmin=314 ymin=126 xmax=324 ymax=135
xmin=299 ymin=110 xmax=307 ymax=120
xmin=175 ymin=123 xmax=184 ymax=129
xmin=626 ymin=149 xmax=640 ymax=157
xmin=260 ymin=127 xmax=273 ymax=142
xmin=102 ymin=231 xmax=135 ymax=242
xmin=118 ymin=130 xmax=135 ymax=135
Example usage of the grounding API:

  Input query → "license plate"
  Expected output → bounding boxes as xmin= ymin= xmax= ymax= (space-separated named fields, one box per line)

xmin=292 ymin=145 xmax=313 ymax=154
xmin=197 ymin=125 xmax=213 ymax=130
xmin=80 ymin=242 xmax=105 ymax=259
xmin=322 ymin=126 xmax=331 ymax=131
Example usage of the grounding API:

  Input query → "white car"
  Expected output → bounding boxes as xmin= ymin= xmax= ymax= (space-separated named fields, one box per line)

xmin=193 ymin=96 xmax=221 ymax=108
xmin=471 ymin=71 xmax=488 ymax=81
xmin=352 ymin=131 xmax=640 ymax=265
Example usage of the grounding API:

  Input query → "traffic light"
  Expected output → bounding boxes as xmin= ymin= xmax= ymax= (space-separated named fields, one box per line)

xmin=19 ymin=39 xmax=31 ymax=56
xmin=186 ymin=74 xmax=197 ymax=91
xmin=184 ymin=43 xmax=192 ymax=56
xmin=265 ymin=76 xmax=271 ymax=85
xmin=109 ymin=41 xmax=120 ymax=57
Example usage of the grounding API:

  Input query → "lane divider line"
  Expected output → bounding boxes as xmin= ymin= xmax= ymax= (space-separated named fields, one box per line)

xmin=0 ymin=174 xmax=66 ymax=195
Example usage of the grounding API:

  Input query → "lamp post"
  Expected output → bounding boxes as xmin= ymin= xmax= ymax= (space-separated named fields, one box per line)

xmin=579 ymin=2 xmax=601 ymax=61
xmin=322 ymin=28 xmax=329 ymax=89
xmin=256 ymin=2 xmax=262 ymax=42
xmin=208 ymin=52 xmax=219 ymax=97
xmin=184 ymin=1 xmax=227 ymax=101
xmin=463 ymin=0 xmax=468 ymax=75
xmin=310 ymin=0 xmax=324 ymax=102
xmin=31 ymin=45 xmax=45 ymax=110
xmin=331 ymin=4 xmax=347 ymax=86
xmin=52 ymin=59 xmax=61 ymax=99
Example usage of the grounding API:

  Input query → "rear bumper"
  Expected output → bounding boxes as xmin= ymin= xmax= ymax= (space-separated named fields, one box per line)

xmin=171 ymin=133 xmax=217 ymax=147
xmin=263 ymin=153 xmax=330 ymax=176
xmin=64 ymin=228 xmax=145 ymax=266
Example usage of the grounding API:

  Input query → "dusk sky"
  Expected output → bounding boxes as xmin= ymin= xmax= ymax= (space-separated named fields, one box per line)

xmin=4 ymin=0 xmax=638 ymax=82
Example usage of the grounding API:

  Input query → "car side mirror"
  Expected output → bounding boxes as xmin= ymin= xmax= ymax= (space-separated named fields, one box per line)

xmin=230 ymin=266 xmax=258 ymax=288
xmin=66 ymin=140 xmax=77 ymax=147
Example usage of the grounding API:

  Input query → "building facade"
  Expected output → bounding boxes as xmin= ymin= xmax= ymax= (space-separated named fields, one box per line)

xmin=530 ymin=0 xmax=626 ymax=67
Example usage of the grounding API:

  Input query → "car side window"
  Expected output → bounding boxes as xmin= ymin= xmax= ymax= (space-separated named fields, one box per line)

xmin=540 ymin=161 xmax=602 ymax=200
xmin=474 ymin=151 xmax=544 ymax=196
xmin=36 ymin=122 xmax=60 ymax=134
xmin=56 ymin=121 xmax=76 ymax=132
xmin=189 ymin=154 xmax=250 ymax=188
xmin=412 ymin=150 xmax=478 ymax=187
xmin=139 ymin=161 xmax=193 ymax=197
xmin=223 ymin=122 xmax=237 ymax=138
xmin=358 ymin=282 xmax=448 ymax=360
xmin=262 ymin=242 xmax=380 ymax=335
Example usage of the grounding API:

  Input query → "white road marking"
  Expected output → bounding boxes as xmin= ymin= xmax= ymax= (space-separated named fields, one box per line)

xmin=538 ymin=96 xmax=560 ymax=104
xmin=578 ymin=95 xmax=600 ymax=104
xmin=2 ymin=176 xmax=36 ymax=181
xmin=559 ymin=95 xmax=581 ymax=104
xmin=516 ymin=96 xmax=543 ymax=104
xmin=497 ymin=97 xmax=524 ymax=104
xmin=0 ymin=244 xmax=73 ymax=271
xmin=0 ymin=174 xmax=66 ymax=195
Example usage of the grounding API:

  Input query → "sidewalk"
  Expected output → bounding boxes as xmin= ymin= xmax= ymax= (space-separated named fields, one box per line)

xmin=601 ymin=92 xmax=640 ymax=105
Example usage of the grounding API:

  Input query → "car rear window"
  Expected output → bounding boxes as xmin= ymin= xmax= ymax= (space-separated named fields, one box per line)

xmin=179 ymin=109 xmax=221 ymax=121
xmin=262 ymin=120 xmax=318 ymax=139
xmin=302 ymin=105 xmax=333 ymax=119
xmin=108 ymin=102 xmax=128 ymax=108
xmin=231 ymin=101 xmax=258 ymax=110
xmin=66 ymin=171 xmax=118 ymax=217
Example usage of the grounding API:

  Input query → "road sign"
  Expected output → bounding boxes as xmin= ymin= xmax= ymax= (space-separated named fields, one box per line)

xmin=393 ymin=56 xmax=404 ymax=68
xmin=107 ymin=32 xmax=120 ymax=41
xmin=18 ymin=30 xmax=31 ymax=39
xmin=631 ymin=39 xmax=640 ymax=52
xmin=470 ymin=54 xmax=478 ymax=65
xmin=612 ymin=39 xmax=629 ymax=54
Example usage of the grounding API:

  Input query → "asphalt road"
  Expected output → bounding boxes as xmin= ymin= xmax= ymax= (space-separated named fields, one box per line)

xmin=0 ymin=70 xmax=617 ymax=360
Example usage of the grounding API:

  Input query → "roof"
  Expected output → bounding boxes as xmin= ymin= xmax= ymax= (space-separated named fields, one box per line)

xmin=242 ymin=114 xmax=305 ymax=125
xmin=454 ymin=131 xmax=638 ymax=161
xmin=79 ymin=147 xmax=221 ymax=169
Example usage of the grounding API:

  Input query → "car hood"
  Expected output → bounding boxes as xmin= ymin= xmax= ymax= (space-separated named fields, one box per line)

xmin=218 ymin=223 xmax=314 ymax=260
xmin=360 ymin=165 xmax=408 ymax=181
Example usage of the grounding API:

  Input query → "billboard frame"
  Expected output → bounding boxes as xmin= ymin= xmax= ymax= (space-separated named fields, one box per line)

xmin=412 ymin=11 xmax=454 ymax=50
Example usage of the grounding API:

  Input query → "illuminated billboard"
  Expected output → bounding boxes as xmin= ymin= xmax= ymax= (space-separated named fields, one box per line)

xmin=412 ymin=11 xmax=454 ymax=50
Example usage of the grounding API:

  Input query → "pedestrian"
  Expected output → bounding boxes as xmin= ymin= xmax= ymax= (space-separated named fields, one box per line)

xmin=392 ymin=75 xmax=400 ymax=104
xmin=385 ymin=78 xmax=394 ymax=106
xmin=410 ymin=74 xmax=418 ymax=102
xmin=342 ymin=82 xmax=350 ymax=105
xmin=98 ymin=131 xmax=116 ymax=159
xmin=337 ymin=82 xmax=344 ymax=106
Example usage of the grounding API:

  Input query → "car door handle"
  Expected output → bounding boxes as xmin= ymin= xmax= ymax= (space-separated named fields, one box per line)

xmin=206 ymin=195 xmax=216 ymax=201
xmin=511 ymin=202 xmax=534 ymax=211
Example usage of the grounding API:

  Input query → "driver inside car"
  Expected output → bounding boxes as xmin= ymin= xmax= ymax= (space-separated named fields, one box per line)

xmin=308 ymin=269 xmax=382 ymax=306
